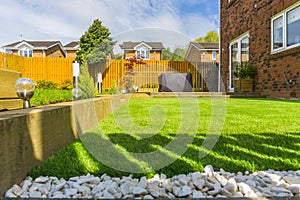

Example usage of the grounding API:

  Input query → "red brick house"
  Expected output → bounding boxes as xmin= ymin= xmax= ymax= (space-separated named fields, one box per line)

xmin=185 ymin=42 xmax=219 ymax=63
xmin=120 ymin=41 xmax=165 ymax=60
xmin=3 ymin=40 xmax=66 ymax=58
xmin=221 ymin=0 xmax=300 ymax=98
xmin=63 ymin=41 xmax=79 ymax=58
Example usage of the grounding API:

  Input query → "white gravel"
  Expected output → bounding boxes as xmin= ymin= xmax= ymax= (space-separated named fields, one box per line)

xmin=5 ymin=165 xmax=300 ymax=199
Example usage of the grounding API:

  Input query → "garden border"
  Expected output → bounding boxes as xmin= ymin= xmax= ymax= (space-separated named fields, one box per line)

xmin=0 ymin=95 xmax=124 ymax=196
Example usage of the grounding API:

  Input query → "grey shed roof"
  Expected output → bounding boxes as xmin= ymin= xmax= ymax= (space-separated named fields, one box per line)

xmin=120 ymin=41 xmax=165 ymax=50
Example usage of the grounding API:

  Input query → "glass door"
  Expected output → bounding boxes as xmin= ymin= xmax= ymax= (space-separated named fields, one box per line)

xmin=229 ymin=35 xmax=249 ymax=91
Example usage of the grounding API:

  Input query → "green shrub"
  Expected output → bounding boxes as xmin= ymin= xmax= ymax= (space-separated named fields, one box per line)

xmin=59 ymin=80 xmax=73 ymax=90
xmin=36 ymin=80 xmax=58 ymax=90
xmin=233 ymin=62 xmax=256 ymax=79
xmin=31 ymin=89 xmax=72 ymax=106
xmin=108 ymin=81 xmax=120 ymax=94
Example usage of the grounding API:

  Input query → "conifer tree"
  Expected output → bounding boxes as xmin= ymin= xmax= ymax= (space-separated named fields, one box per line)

xmin=75 ymin=19 xmax=115 ymax=97
xmin=78 ymin=61 xmax=96 ymax=98
xmin=76 ymin=19 xmax=114 ymax=64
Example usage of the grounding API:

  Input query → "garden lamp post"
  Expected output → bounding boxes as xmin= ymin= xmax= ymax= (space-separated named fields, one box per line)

xmin=97 ymin=72 xmax=102 ymax=94
xmin=72 ymin=61 xmax=82 ymax=100
xmin=72 ymin=61 xmax=80 ymax=88
xmin=15 ymin=78 xmax=35 ymax=108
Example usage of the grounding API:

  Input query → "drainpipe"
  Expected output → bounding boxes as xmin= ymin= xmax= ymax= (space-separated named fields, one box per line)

xmin=42 ymin=47 xmax=45 ymax=57
xmin=218 ymin=0 xmax=221 ymax=92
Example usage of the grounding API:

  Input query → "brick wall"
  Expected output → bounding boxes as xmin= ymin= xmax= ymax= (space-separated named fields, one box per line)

xmin=221 ymin=0 xmax=300 ymax=98
xmin=66 ymin=50 xmax=77 ymax=58
xmin=45 ymin=45 xmax=65 ymax=58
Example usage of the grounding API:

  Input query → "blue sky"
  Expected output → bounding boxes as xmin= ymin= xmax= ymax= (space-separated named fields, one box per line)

xmin=0 ymin=0 xmax=219 ymax=52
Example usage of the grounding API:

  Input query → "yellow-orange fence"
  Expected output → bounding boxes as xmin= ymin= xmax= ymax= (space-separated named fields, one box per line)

xmin=99 ymin=60 xmax=202 ymax=92
xmin=0 ymin=52 xmax=218 ymax=92
xmin=0 ymin=52 xmax=74 ymax=84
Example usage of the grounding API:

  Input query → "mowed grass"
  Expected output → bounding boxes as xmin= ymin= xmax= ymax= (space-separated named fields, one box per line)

xmin=29 ymin=98 xmax=300 ymax=179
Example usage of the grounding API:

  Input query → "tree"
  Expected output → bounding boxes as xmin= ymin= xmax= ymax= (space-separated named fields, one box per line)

xmin=76 ymin=19 xmax=115 ymax=65
xmin=75 ymin=19 xmax=115 ymax=98
xmin=78 ymin=61 xmax=96 ymax=98
xmin=172 ymin=47 xmax=186 ymax=61
xmin=161 ymin=48 xmax=173 ymax=60
xmin=194 ymin=31 xmax=219 ymax=43
xmin=114 ymin=53 xmax=123 ymax=60
xmin=161 ymin=47 xmax=187 ymax=61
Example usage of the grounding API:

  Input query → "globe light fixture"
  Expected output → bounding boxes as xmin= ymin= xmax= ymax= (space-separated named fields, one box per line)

xmin=72 ymin=87 xmax=82 ymax=100
xmin=15 ymin=78 xmax=35 ymax=108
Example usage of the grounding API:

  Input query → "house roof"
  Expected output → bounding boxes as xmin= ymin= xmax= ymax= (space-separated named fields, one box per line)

xmin=190 ymin=42 xmax=219 ymax=50
xmin=3 ymin=40 xmax=66 ymax=57
xmin=119 ymin=41 xmax=165 ymax=50
xmin=64 ymin=41 xmax=79 ymax=48
xmin=3 ymin=40 xmax=63 ymax=49
xmin=185 ymin=42 xmax=219 ymax=61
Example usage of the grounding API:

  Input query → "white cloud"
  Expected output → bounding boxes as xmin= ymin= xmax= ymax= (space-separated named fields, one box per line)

xmin=0 ymin=0 xmax=219 ymax=51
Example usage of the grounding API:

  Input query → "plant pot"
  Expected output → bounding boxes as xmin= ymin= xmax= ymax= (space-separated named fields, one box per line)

xmin=234 ymin=78 xmax=254 ymax=92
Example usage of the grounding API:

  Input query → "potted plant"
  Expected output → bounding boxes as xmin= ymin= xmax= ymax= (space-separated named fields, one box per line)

xmin=233 ymin=62 xmax=256 ymax=92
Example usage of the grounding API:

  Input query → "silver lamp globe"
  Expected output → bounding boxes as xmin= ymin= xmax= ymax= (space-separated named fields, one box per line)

xmin=15 ymin=78 xmax=35 ymax=108
xmin=72 ymin=87 xmax=82 ymax=100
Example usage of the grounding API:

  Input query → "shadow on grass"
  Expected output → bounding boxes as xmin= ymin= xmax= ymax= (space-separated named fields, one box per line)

xmin=29 ymin=130 xmax=300 ymax=179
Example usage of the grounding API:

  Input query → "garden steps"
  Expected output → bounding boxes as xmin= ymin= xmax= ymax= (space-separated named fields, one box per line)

xmin=227 ymin=92 xmax=267 ymax=98
xmin=150 ymin=92 xmax=226 ymax=98
xmin=132 ymin=92 xmax=267 ymax=98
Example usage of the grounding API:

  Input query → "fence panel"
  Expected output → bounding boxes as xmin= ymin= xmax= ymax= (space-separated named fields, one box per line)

xmin=0 ymin=52 xmax=74 ymax=84
xmin=100 ymin=60 xmax=219 ymax=92
xmin=0 ymin=52 xmax=219 ymax=92
xmin=198 ymin=62 xmax=219 ymax=92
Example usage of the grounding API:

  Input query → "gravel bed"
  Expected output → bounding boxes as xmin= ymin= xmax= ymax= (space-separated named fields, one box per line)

xmin=5 ymin=165 xmax=300 ymax=199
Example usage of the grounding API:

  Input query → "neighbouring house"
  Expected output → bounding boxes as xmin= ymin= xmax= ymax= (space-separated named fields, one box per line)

xmin=185 ymin=42 xmax=219 ymax=63
xmin=63 ymin=41 xmax=80 ymax=58
xmin=220 ymin=0 xmax=300 ymax=99
xmin=3 ymin=40 xmax=66 ymax=58
xmin=119 ymin=41 xmax=165 ymax=60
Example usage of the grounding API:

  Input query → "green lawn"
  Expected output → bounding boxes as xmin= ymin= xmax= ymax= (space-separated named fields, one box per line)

xmin=29 ymin=98 xmax=300 ymax=179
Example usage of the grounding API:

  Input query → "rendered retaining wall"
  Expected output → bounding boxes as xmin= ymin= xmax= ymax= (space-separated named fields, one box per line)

xmin=0 ymin=69 xmax=23 ymax=110
xmin=0 ymin=95 xmax=124 ymax=196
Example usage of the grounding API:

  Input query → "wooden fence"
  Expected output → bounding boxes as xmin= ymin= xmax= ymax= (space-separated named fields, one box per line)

xmin=0 ymin=52 xmax=74 ymax=84
xmin=0 ymin=52 xmax=219 ymax=92
xmin=91 ymin=60 xmax=219 ymax=92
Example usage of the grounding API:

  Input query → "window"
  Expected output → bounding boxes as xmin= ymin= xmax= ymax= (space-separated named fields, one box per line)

xmin=273 ymin=16 xmax=283 ymax=49
xmin=272 ymin=3 xmax=300 ymax=52
xmin=18 ymin=49 xmax=33 ymax=57
xmin=212 ymin=51 xmax=217 ymax=60
xmin=136 ymin=50 xmax=150 ymax=60
xmin=287 ymin=5 xmax=300 ymax=46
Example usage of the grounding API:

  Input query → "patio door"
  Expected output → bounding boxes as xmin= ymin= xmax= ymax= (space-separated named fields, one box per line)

xmin=229 ymin=34 xmax=249 ymax=91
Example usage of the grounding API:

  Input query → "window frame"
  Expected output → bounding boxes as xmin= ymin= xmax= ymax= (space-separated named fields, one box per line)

xmin=212 ymin=51 xmax=217 ymax=61
xmin=271 ymin=2 xmax=300 ymax=53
